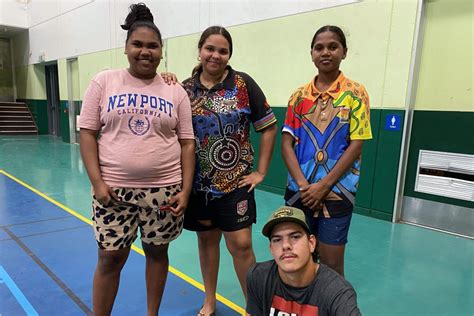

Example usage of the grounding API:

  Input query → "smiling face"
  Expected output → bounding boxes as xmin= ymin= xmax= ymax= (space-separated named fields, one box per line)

xmin=198 ymin=34 xmax=231 ymax=77
xmin=269 ymin=222 xmax=316 ymax=275
xmin=311 ymin=30 xmax=347 ymax=76
xmin=125 ymin=26 xmax=162 ymax=79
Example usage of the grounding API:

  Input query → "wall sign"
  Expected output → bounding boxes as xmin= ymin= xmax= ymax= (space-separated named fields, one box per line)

xmin=385 ymin=114 xmax=402 ymax=131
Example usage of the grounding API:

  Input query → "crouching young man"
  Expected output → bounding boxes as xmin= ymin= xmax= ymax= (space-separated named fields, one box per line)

xmin=246 ymin=206 xmax=361 ymax=316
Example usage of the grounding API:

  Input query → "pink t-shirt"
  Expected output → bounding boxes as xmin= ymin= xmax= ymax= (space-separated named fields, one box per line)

xmin=79 ymin=69 xmax=194 ymax=188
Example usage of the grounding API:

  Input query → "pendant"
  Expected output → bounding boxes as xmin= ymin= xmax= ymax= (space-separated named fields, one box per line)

xmin=321 ymin=111 xmax=328 ymax=121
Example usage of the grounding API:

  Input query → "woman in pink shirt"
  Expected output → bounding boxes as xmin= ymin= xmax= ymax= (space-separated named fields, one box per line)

xmin=79 ymin=3 xmax=195 ymax=315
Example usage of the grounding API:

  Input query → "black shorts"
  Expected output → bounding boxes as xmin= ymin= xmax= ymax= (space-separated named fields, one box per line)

xmin=184 ymin=186 xmax=256 ymax=232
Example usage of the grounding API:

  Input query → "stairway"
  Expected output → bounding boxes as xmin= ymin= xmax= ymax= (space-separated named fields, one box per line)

xmin=0 ymin=102 xmax=39 ymax=135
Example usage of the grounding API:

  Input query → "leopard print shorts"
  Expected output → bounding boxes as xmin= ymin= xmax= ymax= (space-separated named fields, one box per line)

xmin=92 ymin=185 xmax=183 ymax=250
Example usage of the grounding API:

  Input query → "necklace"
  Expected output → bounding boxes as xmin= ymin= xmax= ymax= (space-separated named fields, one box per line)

xmin=320 ymin=96 xmax=331 ymax=121
xmin=200 ymin=69 xmax=228 ymax=89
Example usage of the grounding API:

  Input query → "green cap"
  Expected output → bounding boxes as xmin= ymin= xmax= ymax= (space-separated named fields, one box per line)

xmin=262 ymin=206 xmax=311 ymax=238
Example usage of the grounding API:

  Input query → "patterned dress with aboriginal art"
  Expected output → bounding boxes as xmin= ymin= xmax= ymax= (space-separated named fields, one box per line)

xmin=183 ymin=66 xmax=277 ymax=199
xmin=283 ymin=72 xmax=372 ymax=218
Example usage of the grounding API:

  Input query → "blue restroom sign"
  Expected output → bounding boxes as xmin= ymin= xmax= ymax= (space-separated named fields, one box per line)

xmin=385 ymin=114 xmax=401 ymax=131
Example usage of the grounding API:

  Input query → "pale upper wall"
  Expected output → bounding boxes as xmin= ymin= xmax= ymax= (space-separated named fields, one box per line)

xmin=14 ymin=0 xmax=420 ymax=109
xmin=28 ymin=0 xmax=93 ymax=26
xmin=0 ymin=0 xmax=28 ymax=28
xmin=168 ymin=0 xmax=418 ymax=108
xmin=13 ymin=0 xmax=417 ymax=108
xmin=414 ymin=0 xmax=473 ymax=111
xmin=14 ymin=0 xmax=355 ymax=66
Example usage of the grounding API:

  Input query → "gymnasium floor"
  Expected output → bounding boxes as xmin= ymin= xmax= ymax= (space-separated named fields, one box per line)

xmin=0 ymin=135 xmax=472 ymax=315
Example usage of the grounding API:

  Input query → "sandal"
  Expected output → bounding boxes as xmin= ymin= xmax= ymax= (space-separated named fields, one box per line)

xmin=197 ymin=305 xmax=216 ymax=316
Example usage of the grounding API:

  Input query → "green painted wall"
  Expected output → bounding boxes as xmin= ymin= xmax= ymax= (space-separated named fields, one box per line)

xmin=404 ymin=111 xmax=474 ymax=209
xmin=402 ymin=1 xmax=473 ymax=210
xmin=14 ymin=65 xmax=48 ymax=135
xmin=17 ymin=98 xmax=48 ymax=134
xmin=415 ymin=0 xmax=473 ymax=111
xmin=60 ymin=100 xmax=69 ymax=142
xmin=251 ymin=108 xmax=405 ymax=221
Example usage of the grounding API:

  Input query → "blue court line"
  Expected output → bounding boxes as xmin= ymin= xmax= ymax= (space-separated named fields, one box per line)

xmin=0 ymin=265 xmax=39 ymax=316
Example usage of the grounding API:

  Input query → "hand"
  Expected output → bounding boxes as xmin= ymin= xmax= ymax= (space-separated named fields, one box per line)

xmin=166 ymin=191 xmax=189 ymax=217
xmin=160 ymin=72 xmax=178 ymax=85
xmin=238 ymin=171 xmax=264 ymax=192
xmin=93 ymin=181 xmax=119 ymax=206
xmin=300 ymin=182 xmax=331 ymax=210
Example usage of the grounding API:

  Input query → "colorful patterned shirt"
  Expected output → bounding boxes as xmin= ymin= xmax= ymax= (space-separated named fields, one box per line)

xmin=183 ymin=66 xmax=277 ymax=198
xmin=283 ymin=72 xmax=372 ymax=217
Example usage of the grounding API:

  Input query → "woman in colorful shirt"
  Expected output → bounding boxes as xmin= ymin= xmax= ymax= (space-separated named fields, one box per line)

xmin=182 ymin=26 xmax=277 ymax=316
xmin=281 ymin=25 xmax=372 ymax=276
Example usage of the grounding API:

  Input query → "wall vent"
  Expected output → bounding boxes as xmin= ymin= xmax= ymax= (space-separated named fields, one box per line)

xmin=415 ymin=150 xmax=474 ymax=201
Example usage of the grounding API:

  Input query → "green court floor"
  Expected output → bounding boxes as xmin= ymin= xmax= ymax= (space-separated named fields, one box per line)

xmin=1 ymin=135 xmax=472 ymax=315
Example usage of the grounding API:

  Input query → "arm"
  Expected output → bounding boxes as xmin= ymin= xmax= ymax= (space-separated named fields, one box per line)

xmin=79 ymin=128 xmax=118 ymax=205
xmin=300 ymin=140 xmax=364 ymax=210
xmin=331 ymin=288 xmax=361 ymax=316
xmin=239 ymin=124 xmax=277 ymax=192
xmin=168 ymin=138 xmax=195 ymax=216
xmin=246 ymin=264 xmax=264 ymax=316
xmin=281 ymin=132 xmax=310 ymax=188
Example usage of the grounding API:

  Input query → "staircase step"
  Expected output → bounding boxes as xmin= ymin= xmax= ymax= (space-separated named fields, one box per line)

xmin=0 ymin=107 xmax=29 ymax=113
xmin=0 ymin=116 xmax=32 ymax=121
xmin=0 ymin=126 xmax=37 ymax=131
xmin=0 ymin=121 xmax=35 ymax=126
xmin=0 ymin=102 xmax=38 ymax=134
xmin=0 ymin=110 xmax=30 ymax=114
xmin=0 ymin=102 xmax=28 ymax=107
xmin=0 ymin=130 xmax=38 ymax=135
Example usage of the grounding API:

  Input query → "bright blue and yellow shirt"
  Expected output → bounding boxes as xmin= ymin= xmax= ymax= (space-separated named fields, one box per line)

xmin=283 ymin=72 xmax=372 ymax=217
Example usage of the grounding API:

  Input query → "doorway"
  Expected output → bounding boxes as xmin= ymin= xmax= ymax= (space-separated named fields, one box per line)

xmin=45 ymin=63 xmax=60 ymax=136
xmin=0 ymin=38 xmax=14 ymax=102
xmin=67 ymin=58 xmax=80 ymax=143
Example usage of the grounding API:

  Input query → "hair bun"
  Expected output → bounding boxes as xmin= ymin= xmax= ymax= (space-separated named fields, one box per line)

xmin=121 ymin=3 xmax=154 ymax=30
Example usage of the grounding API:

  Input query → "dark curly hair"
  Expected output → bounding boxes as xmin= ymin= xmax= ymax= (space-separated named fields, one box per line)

xmin=121 ymin=3 xmax=162 ymax=45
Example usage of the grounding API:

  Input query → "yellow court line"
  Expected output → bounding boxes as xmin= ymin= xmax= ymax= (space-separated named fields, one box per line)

xmin=0 ymin=169 xmax=245 ymax=315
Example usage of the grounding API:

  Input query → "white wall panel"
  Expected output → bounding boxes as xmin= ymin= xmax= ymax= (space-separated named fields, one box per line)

xmin=149 ymin=1 xmax=202 ymax=39
xmin=0 ymin=0 xmax=28 ymax=28
xmin=57 ymin=1 xmax=112 ymax=59
xmin=28 ymin=18 xmax=60 ymax=64
xmin=23 ymin=0 xmax=357 ymax=64
xmin=208 ymin=0 xmax=357 ymax=27
xmin=58 ymin=0 xmax=92 ymax=15
xmin=28 ymin=0 xmax=94 ymax=26
xmin=28 ymin=0 xmax=58 ymax=27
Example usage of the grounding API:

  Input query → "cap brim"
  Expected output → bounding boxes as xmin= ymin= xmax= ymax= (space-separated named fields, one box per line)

xmin=262 ymin=217 xmax=310 ymax=238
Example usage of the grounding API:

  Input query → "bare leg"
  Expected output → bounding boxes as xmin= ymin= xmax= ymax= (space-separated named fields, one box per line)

xmin=223 ymin=226 xmax=256 ymax=300
xmin=93 ymin=247 xmax=131 ymax=316
xmin=318 ymin=242 xmax=346 ymax=276
xmin=197 ymin=224 xmax=222 ymax=315
xmin=142 ymin=242 xmax=170 ymax=316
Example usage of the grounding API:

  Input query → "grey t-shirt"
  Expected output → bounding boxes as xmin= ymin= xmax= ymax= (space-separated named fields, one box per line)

xmin=246 ymin=260 xmax=361 ymax=316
